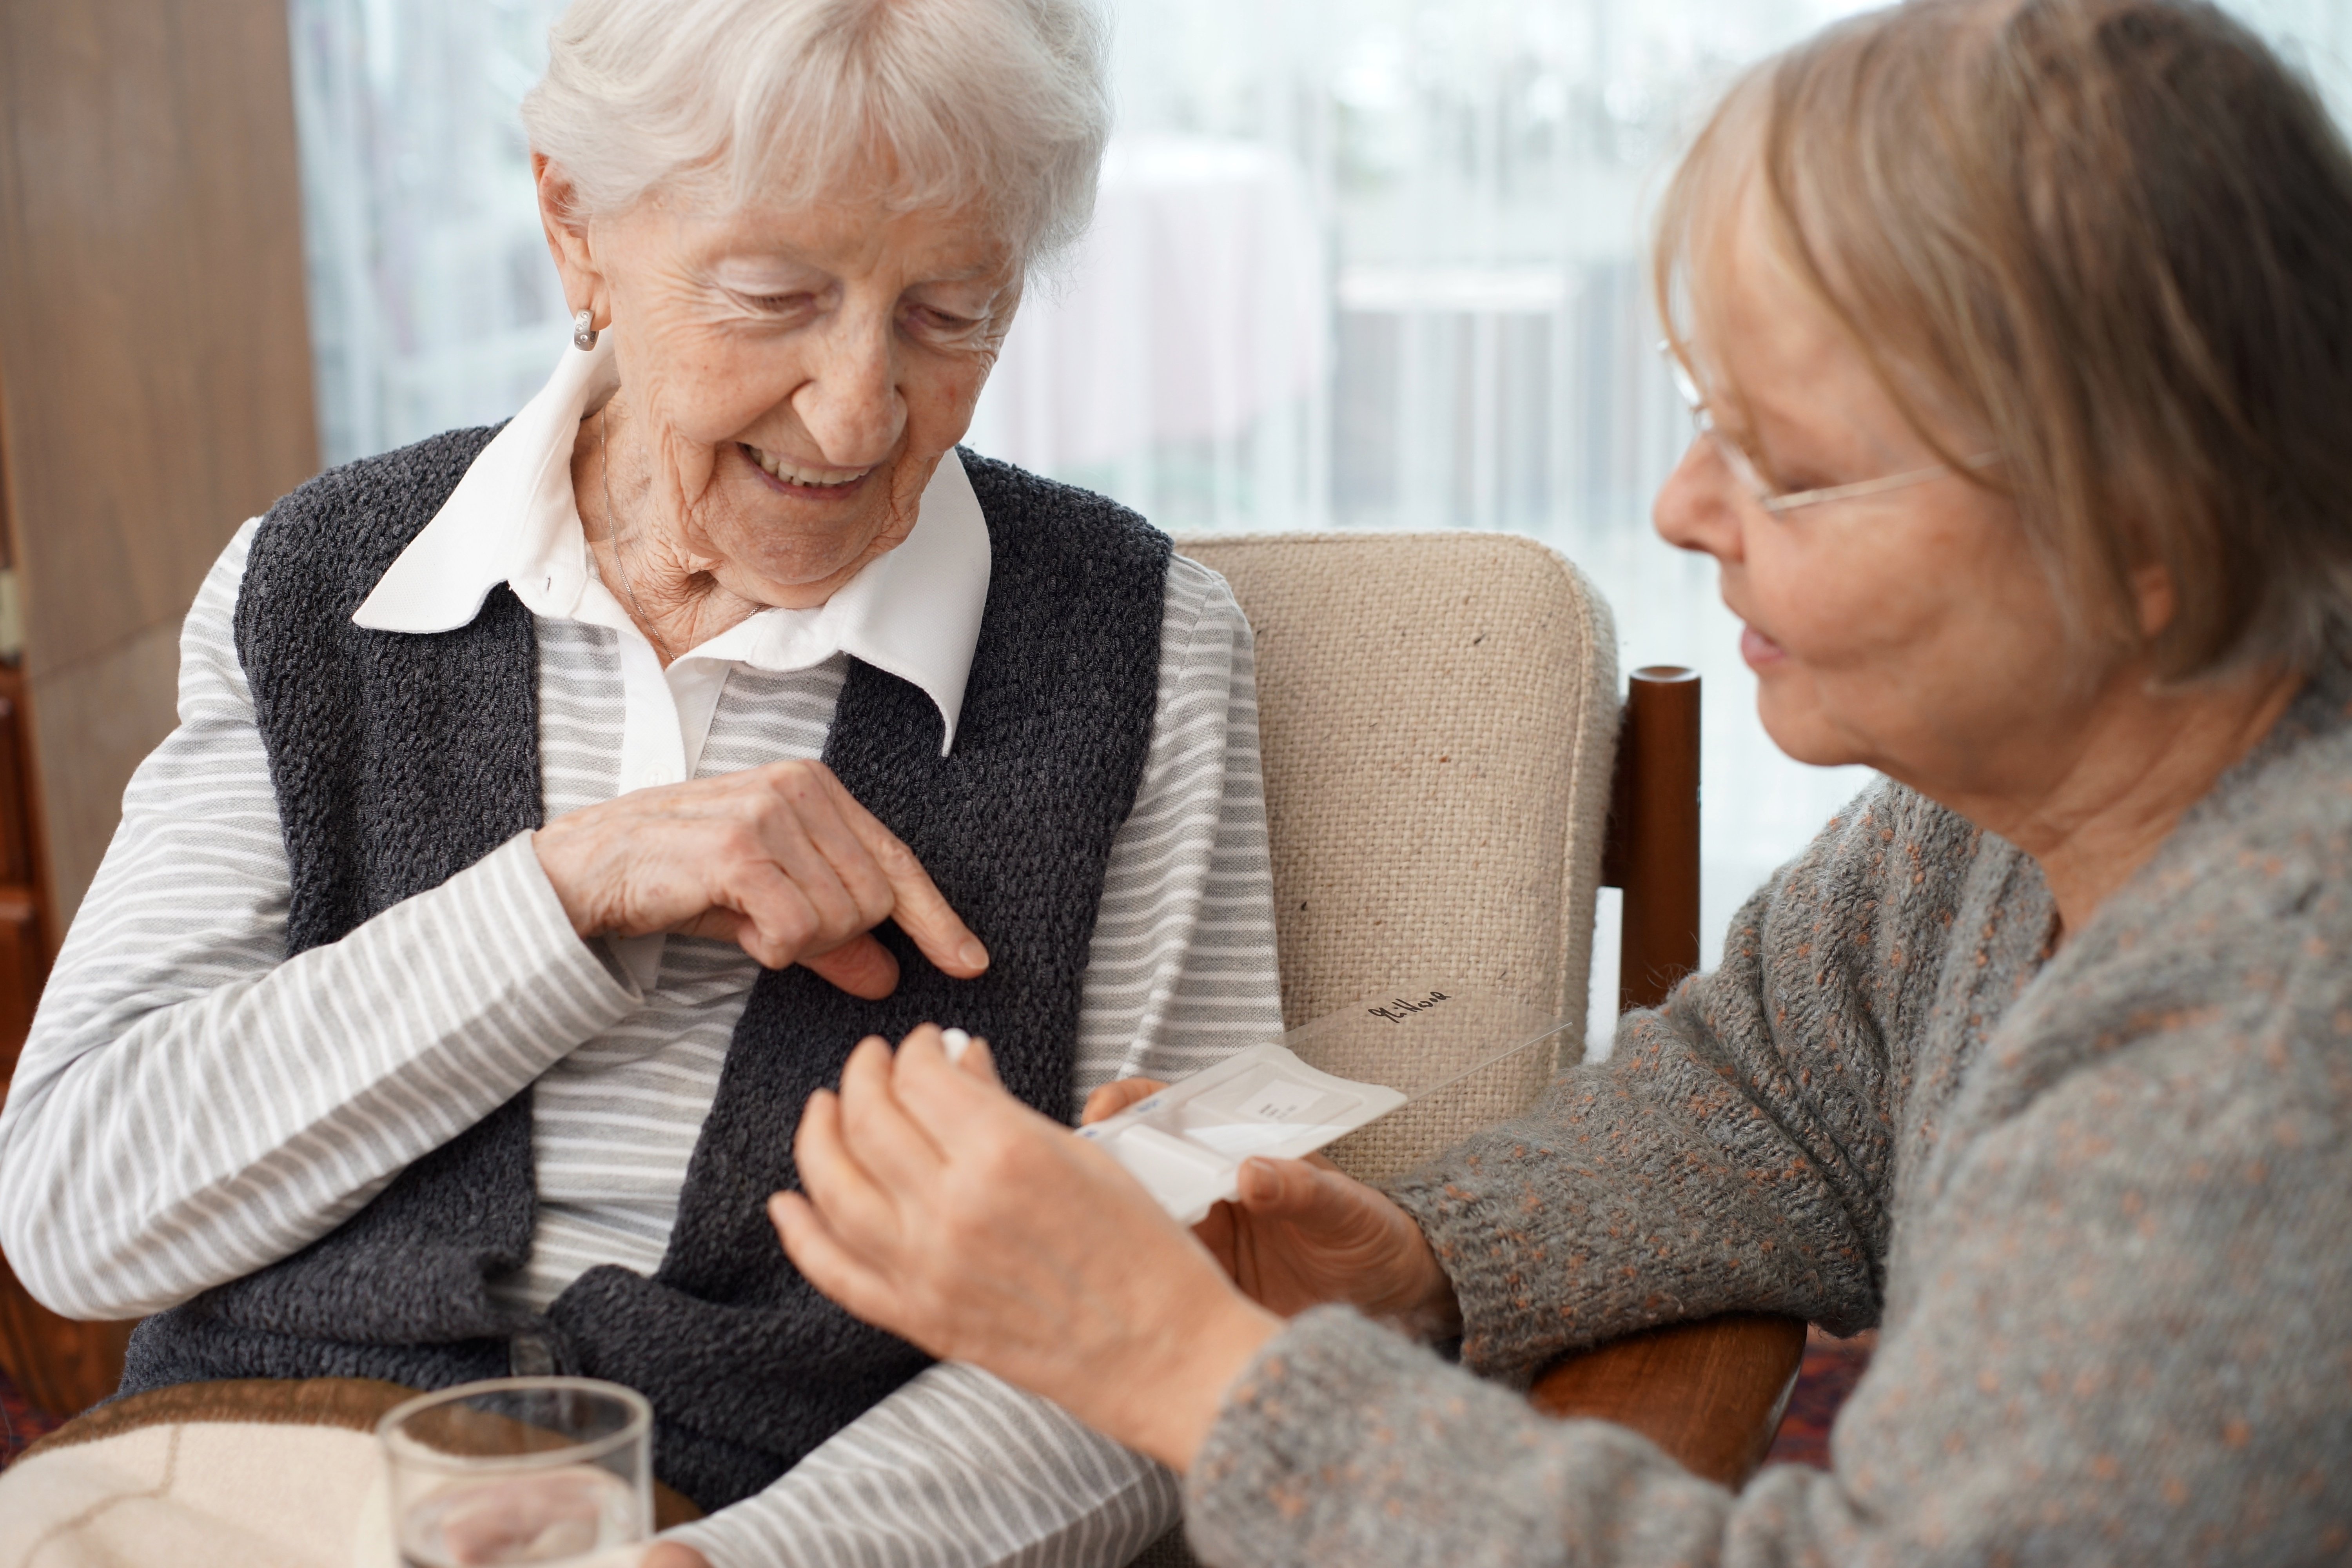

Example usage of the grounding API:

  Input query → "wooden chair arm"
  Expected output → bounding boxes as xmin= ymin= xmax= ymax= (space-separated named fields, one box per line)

xmin=1527 ymin=1314 xmax=1807 ymax=1489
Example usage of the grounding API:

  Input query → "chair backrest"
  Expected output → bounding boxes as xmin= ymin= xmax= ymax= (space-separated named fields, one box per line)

xmin=1174 ymin=532 xmax=1619 ymax=1181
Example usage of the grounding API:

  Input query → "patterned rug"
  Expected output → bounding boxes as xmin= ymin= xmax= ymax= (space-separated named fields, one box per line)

xmin=0 ymin=1363 xmax=62 ymax=1470
xmin=1765 ymin=1327 xmax=1876 ymax=1470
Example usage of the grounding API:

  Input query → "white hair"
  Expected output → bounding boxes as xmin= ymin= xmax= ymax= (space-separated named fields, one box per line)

xmin=521 ymin=0 xmax=1110 ymax=268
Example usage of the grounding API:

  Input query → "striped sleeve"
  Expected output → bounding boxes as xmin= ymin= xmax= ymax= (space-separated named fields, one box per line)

xmin=668 ymin=1364 xmax=1180 ymax=1568
xmin=1072 ymin=554 xmax=1284 ymax=1102
xmin=0 ymin=521 xmax=637 ymax=1320
xmin=669 ymin=554 xmax=1283 ymax=1568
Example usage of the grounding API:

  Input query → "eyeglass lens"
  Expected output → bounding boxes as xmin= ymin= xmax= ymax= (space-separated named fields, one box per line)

xmin=1665 ymin=349 xmax=1775 ymax=503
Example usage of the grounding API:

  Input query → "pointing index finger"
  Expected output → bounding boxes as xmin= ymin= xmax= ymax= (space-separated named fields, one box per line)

xmin=822 ymin=771 xmax=990 ymax=978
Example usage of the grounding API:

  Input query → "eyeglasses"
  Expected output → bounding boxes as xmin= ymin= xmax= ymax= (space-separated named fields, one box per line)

xmin=1662 ymin=343 xmax=1998 ymax=515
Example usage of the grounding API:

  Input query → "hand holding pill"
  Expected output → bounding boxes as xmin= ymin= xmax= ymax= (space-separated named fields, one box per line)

xmin=770 ymin=1024 xmax=1279 ymax=1472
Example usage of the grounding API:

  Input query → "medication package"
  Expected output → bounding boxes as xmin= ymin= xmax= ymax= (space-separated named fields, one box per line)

xmin=1077 ymin=982 xmax=1573 ymax=1223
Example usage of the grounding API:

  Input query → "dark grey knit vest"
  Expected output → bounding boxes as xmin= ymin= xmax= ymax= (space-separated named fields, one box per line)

xmin=117 ymin=428 xmax=1171 ymax=1511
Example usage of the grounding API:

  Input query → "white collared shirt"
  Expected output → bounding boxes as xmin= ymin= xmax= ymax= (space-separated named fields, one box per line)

xmin=0 ymin=342 xmax=1283 ymax=1568
xmin=355 ymin=334 xmax=991 ymax=764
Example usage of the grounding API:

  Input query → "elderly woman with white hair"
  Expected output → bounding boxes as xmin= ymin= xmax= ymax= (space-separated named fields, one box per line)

xmin=0 ymin=0 xmax=1278 ymax=1561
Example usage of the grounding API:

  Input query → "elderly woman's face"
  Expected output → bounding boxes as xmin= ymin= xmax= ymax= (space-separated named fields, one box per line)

xmin=1653 ymin=197 xmax=2121 ymax=803
xmin=561 ymin=181 xmax=1020 ymax=608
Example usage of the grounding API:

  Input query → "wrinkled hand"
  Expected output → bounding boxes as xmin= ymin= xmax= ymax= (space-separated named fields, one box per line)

xmin=1082 ymin=1079 xmax=1462 ymax=1338
xmin=773 ymin=1029 xmax=1281 ymax=1472
xmin=533 ymin=759 xmax=985 ymax=997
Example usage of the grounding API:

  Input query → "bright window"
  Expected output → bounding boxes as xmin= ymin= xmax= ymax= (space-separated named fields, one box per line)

xmin=289 ymin=0 xmax=2352 ymax=1042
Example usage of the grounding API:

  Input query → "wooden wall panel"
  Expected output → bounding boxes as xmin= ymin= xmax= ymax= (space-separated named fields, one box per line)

xmin=0 ymin=662 xmax=102 ymax=1416
xmin=0 ymin=670 xmax=43 ymax=1080
xmin=30 ymin=622 xmax=182 ymax=915
xmin=0 ymin=0 xmax=319 ymax=919
xmin=0 ymin=0 xmax=317 ymax=1412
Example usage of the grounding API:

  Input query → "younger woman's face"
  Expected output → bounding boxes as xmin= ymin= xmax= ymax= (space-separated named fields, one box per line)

xmin=1651 ymin=193 xmax=2126 ymax=810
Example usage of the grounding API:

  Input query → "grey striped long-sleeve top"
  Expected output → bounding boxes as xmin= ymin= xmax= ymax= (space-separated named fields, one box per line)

xmin=0 ymin=520 xmax=1284 ymax=1567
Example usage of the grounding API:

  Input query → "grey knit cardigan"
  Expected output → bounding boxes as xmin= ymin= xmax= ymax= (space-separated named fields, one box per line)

xmin=1187 ymin=655 xmax=2352 ymax=1565
xmin=117 ymin=428 xmax=1173 ymax=1513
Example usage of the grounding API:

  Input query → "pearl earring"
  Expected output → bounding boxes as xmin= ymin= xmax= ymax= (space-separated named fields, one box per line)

xmin=572 ymin=309 xmax=599 ymax=351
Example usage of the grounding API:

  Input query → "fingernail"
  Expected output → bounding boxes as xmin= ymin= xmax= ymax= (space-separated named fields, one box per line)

xmin=959 ymin=939 xmax=989 ymax=970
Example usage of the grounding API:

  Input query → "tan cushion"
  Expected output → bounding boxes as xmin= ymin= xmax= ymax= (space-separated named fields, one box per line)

xmin=1176 ymin=532 xmax=1618 ymax=1182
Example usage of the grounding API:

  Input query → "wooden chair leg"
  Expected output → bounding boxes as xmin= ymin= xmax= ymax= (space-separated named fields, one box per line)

xmin=1601 ymin=666 xmax=1701 ymax=1012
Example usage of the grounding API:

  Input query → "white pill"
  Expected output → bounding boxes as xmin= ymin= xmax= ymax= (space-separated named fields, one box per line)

xmin=940 ymin=1027 xmax=972 ymax=1063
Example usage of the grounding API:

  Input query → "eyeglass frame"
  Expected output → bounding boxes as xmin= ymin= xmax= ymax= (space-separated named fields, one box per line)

xmin=1661 ymin=342 xmax=1998 ymax=515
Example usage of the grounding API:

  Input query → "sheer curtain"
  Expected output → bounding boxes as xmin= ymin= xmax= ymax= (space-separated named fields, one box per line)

xmin=290 ymin=0 xmax=573 ymax=464
xmin=286 ymin=0 xmax=2352 ymax=1041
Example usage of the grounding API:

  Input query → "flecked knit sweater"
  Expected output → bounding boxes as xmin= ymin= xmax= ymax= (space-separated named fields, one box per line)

xmin=1185 ymin=656 xmax=2352 ymax=1566
xmin=119 ymin=431 xmax=1172 ymax=1512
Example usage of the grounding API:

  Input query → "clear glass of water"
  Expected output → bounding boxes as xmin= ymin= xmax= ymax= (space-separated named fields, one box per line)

xmin=379 ymin=1376 xmax=653 ymax=1568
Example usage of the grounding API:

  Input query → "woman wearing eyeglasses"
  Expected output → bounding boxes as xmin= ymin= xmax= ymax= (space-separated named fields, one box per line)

xmin=740 ymin=2 xmax=2352 ymax=1564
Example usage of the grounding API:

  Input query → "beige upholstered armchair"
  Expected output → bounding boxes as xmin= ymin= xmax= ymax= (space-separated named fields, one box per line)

xmin=1130 ymin=533 xmax=1799 ymax=1567
xmin=1179 ymin=531 xmax=1621 ymax=1180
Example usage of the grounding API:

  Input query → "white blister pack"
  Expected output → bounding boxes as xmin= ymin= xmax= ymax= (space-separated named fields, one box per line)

xmin=1075 ymin=1045 xmax=1406 ymax=1223
xmin=1078 ymin=982 xmax=1572 ymax=1223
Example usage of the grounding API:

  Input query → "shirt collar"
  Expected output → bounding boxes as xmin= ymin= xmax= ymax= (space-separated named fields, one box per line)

xmin=352 ymin=338 xmax=992 ymax=754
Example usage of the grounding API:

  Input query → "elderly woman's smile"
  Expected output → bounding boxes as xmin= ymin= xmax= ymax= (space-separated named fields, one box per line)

xmin=546 ymin=183 xmax=1022 ymax=632
xmin=742 ymin=446 xmax=867 ymax=490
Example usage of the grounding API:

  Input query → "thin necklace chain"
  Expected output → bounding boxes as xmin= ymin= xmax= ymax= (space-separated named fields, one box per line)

xmin=599 ymin=403 xmax=677 ymax=664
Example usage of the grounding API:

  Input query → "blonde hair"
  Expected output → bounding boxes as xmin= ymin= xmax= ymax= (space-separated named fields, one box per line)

xmin=1656 ymin=0 xmax=2352 ymax=678
xmin=521 ymin=0 xmax=1109 ymax=269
